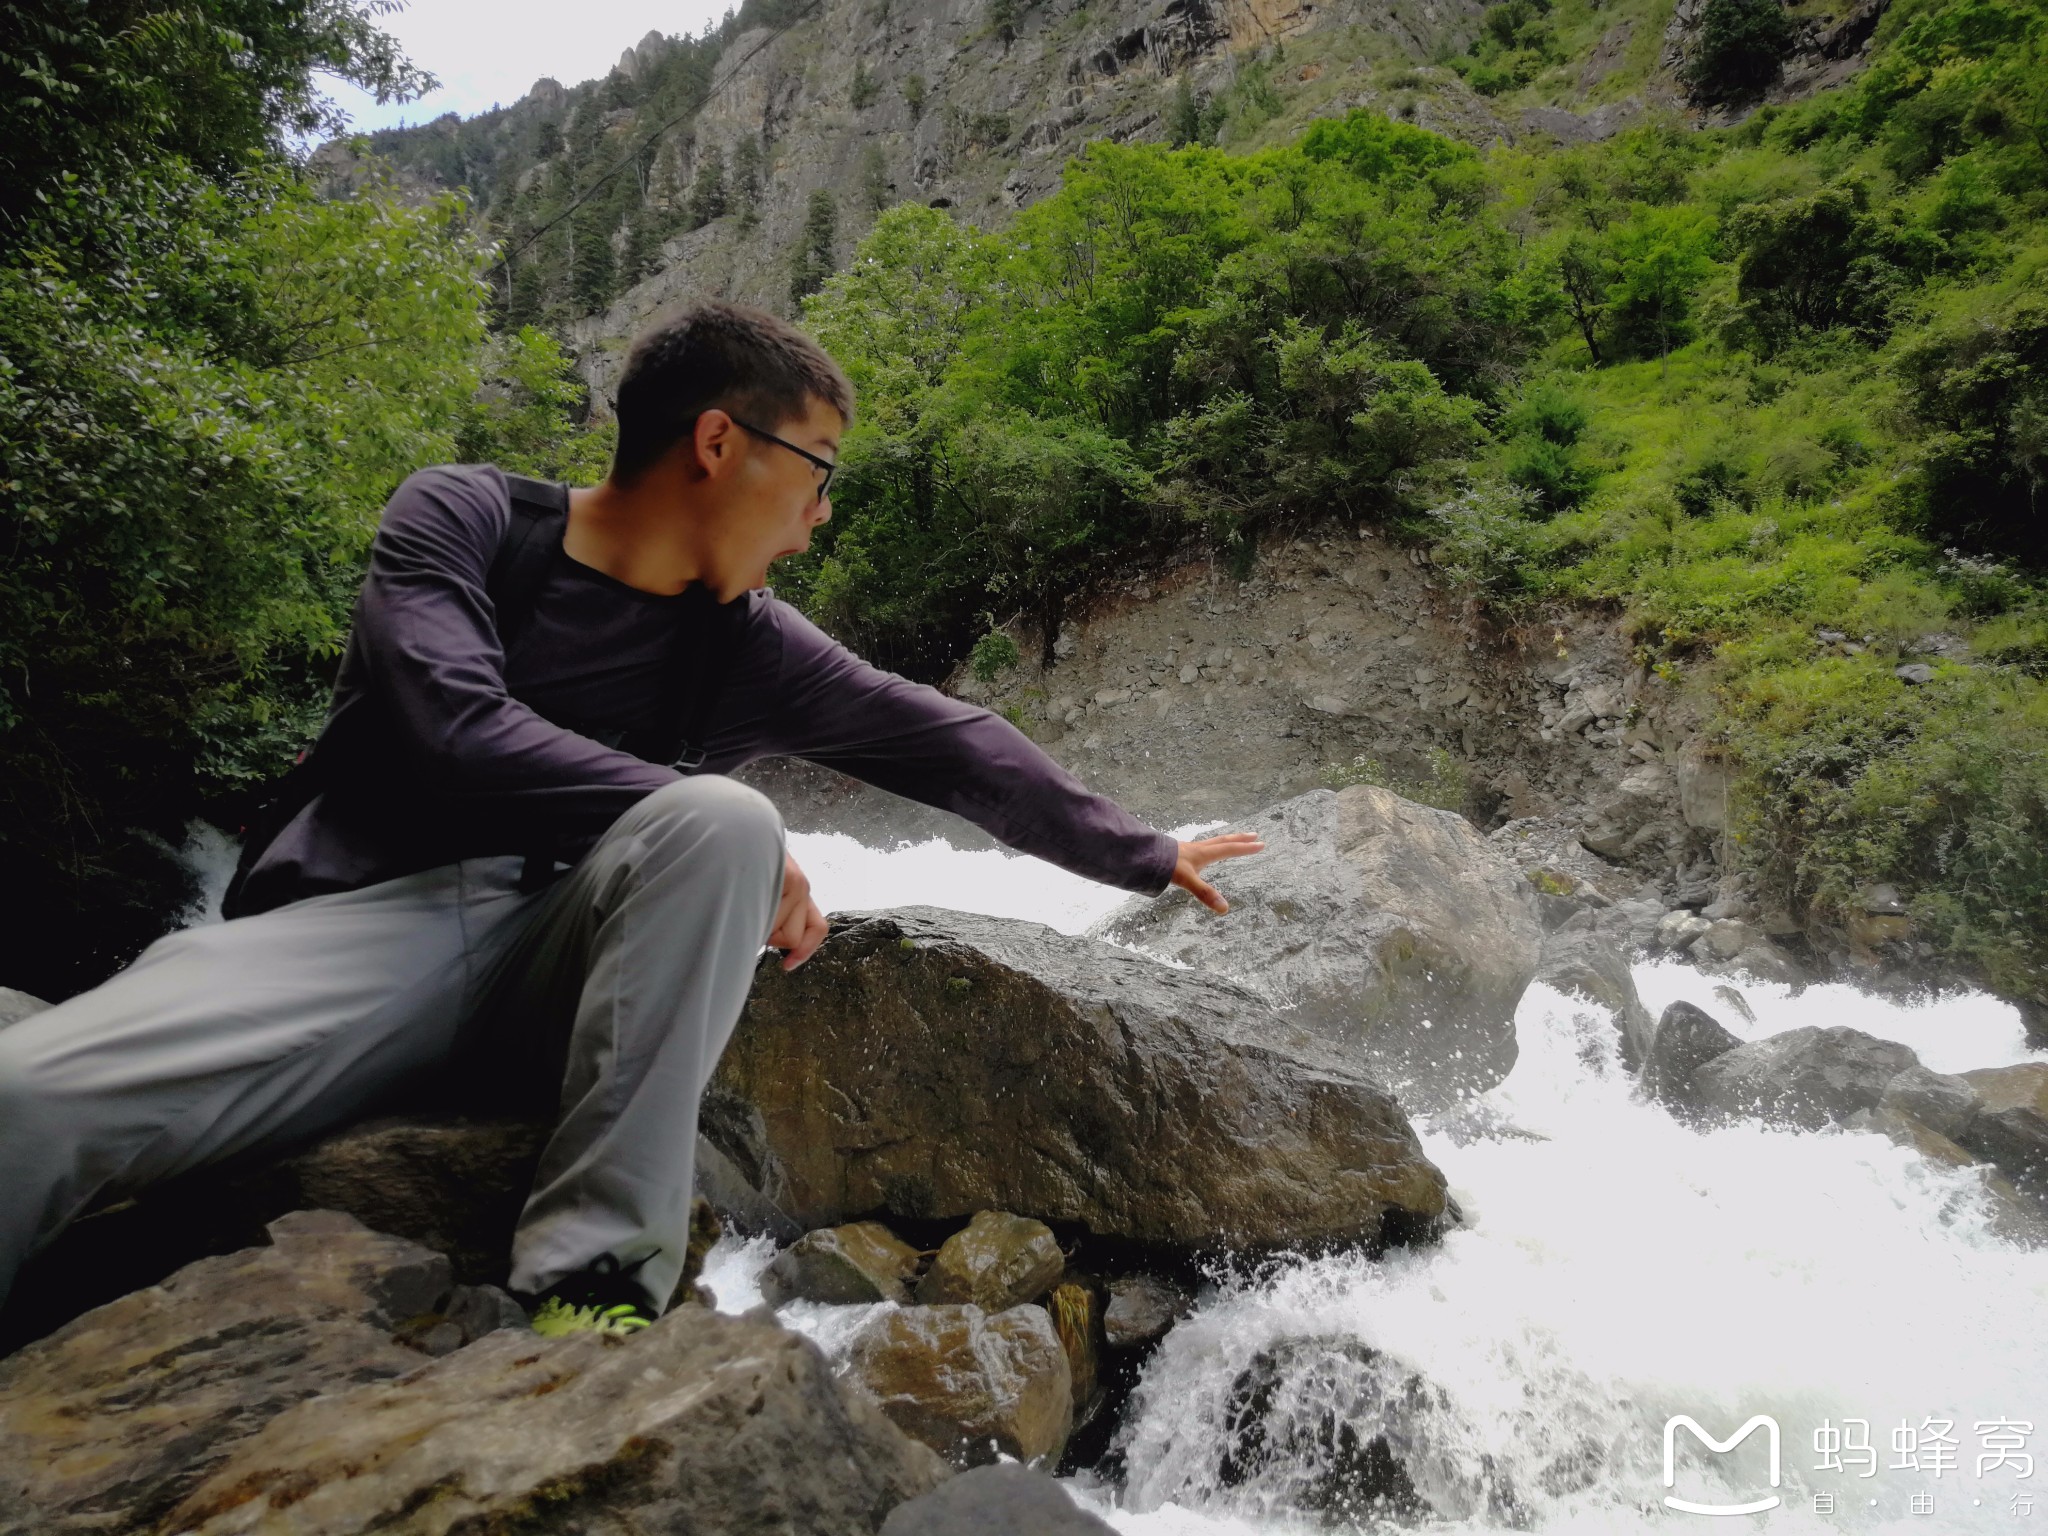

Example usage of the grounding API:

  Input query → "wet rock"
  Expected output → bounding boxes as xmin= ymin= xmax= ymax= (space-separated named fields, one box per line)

xmin=1880 ymin=1066 xmax=1983 ymax=1145
xmin=1216 ymin=1338 xmax=1524 ymax=1527
xmin=1103 ymin=1274 xmax=1192 ymax=1348
xmin=1712 ymin=983 xmax=1758 ymax=1026
xmin=917 ymin=1210 xmax=1064 ymax=1310
xmin=847 ymin=1303 xmax=1074 ymax=1468
xmin=1533 ymin=916 xmax=1656 ymax=1070
xmin=1712 ymin=942 xmax=1808 ymax=987
xmin=1690 ymin=1026 xmax=1921 ymax=1131
xmin=1880 ymin=1065 xmax=2048 ymax=1200
xmin=0 ymin=988 xmax=49 ymax=1028
xmin=1580 ymin=765 xmax=1691 ymax=866
xmin=1096 ymin=786 xmax=1543 ymax=1111
xmin=1654 ymin=910 xmax=1712 ymax=951
xmin=1959 ymin=1063 xmax=2048 ymax=1117
xmin=709 ymin=908 xmax=1448 ymax=1254
xmin=765 ymin=1221 xmax=924 ymax=1306
xmin=8 ymin=1116 xmax=785 ymax=1349
xmin=1696 ymin=919 xmax=1764 ymax=961
xmin=166 ymin=1295 xmax=948 ymax=1535
xmin=1640 ymin=1001 xmax=1743 ymax=1109
xmin=0 ymin=1212 xmax=456 ymax=1536
xmin=881 ymin=1463 xmax=1116 ymax=1535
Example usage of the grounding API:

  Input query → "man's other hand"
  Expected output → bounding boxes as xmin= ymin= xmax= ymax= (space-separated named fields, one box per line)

xmin=1170 ymin=831 xmax=1267 ymax=914
xmin=771 ymin=852 xmax=829 ymax=970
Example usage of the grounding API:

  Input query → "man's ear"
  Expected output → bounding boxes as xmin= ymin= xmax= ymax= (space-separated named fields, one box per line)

xmin=687 ymin=408 xmax=741 ymax=481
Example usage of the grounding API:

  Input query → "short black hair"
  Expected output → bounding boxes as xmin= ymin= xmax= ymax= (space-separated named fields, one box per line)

xmin=610 ymin=301 xmax=854 ymax=484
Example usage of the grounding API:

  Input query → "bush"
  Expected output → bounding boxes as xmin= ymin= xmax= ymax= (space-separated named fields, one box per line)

xmin=1682 ymin=0 xmax=1796 ymax=105
xmin=1732 ymin=661 xmax=2048 ymax=1009
xmin=969 ymin=629 xmax=1022 ymax=682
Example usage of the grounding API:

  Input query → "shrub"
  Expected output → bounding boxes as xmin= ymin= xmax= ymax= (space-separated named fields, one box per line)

xmin=1682 ymin=0 xmax=1795 ymax=105
xmin=970 ymin=629 xmax=1022 ymax=682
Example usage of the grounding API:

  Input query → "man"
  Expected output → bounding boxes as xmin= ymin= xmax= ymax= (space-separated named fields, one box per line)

xmin=0 ymin=302 xmax=1262 ymax=1332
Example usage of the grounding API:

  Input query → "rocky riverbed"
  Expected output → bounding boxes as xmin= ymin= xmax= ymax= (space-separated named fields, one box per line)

xmin=5 ymin=777 xmax=2044 ymax=1532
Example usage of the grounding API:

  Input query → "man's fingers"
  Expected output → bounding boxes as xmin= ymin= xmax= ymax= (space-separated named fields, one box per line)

xmin=781 ymin=900 xmax=829 ymax=970
xmin=1184 ymin=872 xmax=1228 ymax=914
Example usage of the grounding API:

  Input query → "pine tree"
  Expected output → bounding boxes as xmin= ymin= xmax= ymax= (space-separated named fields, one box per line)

xmin=851 ymin=58 xmax=879 ymax=110
xmin=733 ymin=135 xmax=766 ymax=230
xmin=687 ymin=144 xmax=728 ymax=228
xmin=788 ymin=189 xmax=837 ymax=308
xmin=902 ymin=73 xmax=927 ymax=124
xmin=860 ymin=143 xmax=890 ymax=213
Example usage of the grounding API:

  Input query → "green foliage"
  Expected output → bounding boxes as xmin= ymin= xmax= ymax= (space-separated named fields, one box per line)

xmin=1894 ymin=296 xmax=2048 ymax=564
xmin=902 ymin=72 xmax=927 ymax=123
xmin=969 ymin=629 xmax=1022 ymax=681
xmin=733 ymin=134 xmax=766 ymax=229
xmin=0 ymin=1 xmax=598 ymax=996
xmin=1681 ymin=0 xmax=1796 ymax=105
xmin=686 ymin=144 xmax=728 ymax=228
xmin=1455 ymin=0 xmax=1560 ymax=95
xmin=1425 ymin=482 xmax=1548 ymax=598
xmin=789 ymin=189 xmax=839 ymax=308
xmin=860 ymin=143 xmax=892 ymax=213
xmin=850 ymin=57 xmax=879 ymax=110
xmin=1731 ymin=661 xmax=2048 ymax=1007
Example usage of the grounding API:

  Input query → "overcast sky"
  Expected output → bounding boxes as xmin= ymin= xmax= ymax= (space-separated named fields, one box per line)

xmin=320 ymin=0 xmax=738 ymax=134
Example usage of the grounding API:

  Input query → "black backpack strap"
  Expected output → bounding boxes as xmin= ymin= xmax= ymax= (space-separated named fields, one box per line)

xmin=490 ymin=473 xmax=569 ymax=652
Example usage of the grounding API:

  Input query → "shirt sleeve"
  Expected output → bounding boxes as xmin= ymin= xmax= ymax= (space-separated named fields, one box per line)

xmin=345 ymin=465 xmax=678 ymax=841
xmin=746 ymin=601 xmax=1180 ymax=896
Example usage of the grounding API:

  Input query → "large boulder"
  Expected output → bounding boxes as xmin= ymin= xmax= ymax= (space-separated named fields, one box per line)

xmin=763 ymin=1221 xmax=925 ymax=1306
xmin=1639 ymin=1001 xmax=1743 ymax=1112
xmin=1690 ymin=1026 xmax=1921 ymax=1131
xmin=6 ymin=1115 xmax=786 ymax=1352
xmin=846 ymin=1303 xmax=1074 ymax=1468
xmin=0 ymin=1212 xmax=505 ymax=1536
xmin=881 ymin=1463 xmax=1115 ymax=1536
xmin=1213 ymin=1338 xmax=1530 ymax=1526
xmin=166 ymin=1300 xmax=947 ymax=1536
xmin=916 ymin=1210 xmax=1064 ymax=1310
xmin=707 ymin=908 xmax=1448 ymax=1255
xmin=1533 ymin=915 xmax=1656 ymax=1069
xmin=1094 ymin=787 xmax=1542 ymax=1110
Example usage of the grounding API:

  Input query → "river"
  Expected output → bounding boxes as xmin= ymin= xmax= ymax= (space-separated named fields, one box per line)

xmin=689 ymin=826 xmax=2048 ymax=1536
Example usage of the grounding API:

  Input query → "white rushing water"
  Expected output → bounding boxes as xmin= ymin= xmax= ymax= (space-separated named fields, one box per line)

xmin=701 ymin=830 xmax=2048 ymax=1536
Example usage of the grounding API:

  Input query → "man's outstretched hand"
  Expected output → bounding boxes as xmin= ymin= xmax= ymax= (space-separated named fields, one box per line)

xmin=1170 ymin=831 xmax=1267 ymax=914
xmin=771 ymin=852 xmax=829 ymax=970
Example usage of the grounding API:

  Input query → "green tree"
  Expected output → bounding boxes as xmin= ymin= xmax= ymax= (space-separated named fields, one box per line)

xmin=902 ymin=73 xmax=927 ymax=123
xmin=686 ymin=143 xmax=728 ymax=228
xmin=1682 ymin=0 xmax=1795 ymax=105
xmin=860 ymin=142 xmax=892 ymax=213
xmin=1604 ymin=204 xmax=1718 ymax=365
xmin=850 ymin=57 xmax=879 ymax=110
xmin=789 ymin=189 xmax=839 ymax=307
xmin=733 ymin=134 xmax=766 ymax=228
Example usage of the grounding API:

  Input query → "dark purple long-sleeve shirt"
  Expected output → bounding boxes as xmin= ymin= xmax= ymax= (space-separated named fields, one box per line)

xmin=236 ymin=464 xmax=1179 ymax=915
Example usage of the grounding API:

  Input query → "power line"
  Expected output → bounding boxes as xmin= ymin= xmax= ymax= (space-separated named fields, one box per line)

xmin=486 ymin=0 xmax=825 ymax=282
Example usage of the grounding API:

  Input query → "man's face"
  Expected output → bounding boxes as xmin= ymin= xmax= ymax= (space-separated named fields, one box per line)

xmin=708 ymin=394 xmax=842 ymax=597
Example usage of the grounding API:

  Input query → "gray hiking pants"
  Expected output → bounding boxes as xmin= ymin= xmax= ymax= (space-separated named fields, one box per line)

xmin=0 ymin=775 xmax=785 ymax=1313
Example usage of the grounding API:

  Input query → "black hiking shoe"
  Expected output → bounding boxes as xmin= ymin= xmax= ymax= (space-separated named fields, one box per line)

xmin=523 ymin=1253 xmax=661 ymax=1338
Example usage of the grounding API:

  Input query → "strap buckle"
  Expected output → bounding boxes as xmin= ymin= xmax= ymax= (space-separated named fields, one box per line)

xmin=671 ymin=745 xmax=706 ymax=772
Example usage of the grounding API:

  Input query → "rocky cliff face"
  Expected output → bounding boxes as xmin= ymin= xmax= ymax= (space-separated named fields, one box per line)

xmin=350 ymin=0 xmax=1886 ymax=406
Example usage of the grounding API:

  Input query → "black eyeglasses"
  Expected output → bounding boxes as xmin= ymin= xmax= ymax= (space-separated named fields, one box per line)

xmin=731 ymin=417 xmax=838 ymax=502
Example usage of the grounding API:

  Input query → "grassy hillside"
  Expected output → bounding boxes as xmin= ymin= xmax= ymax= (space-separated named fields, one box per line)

xmin=790 ymin=0 xmax=2048 ymax=1006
